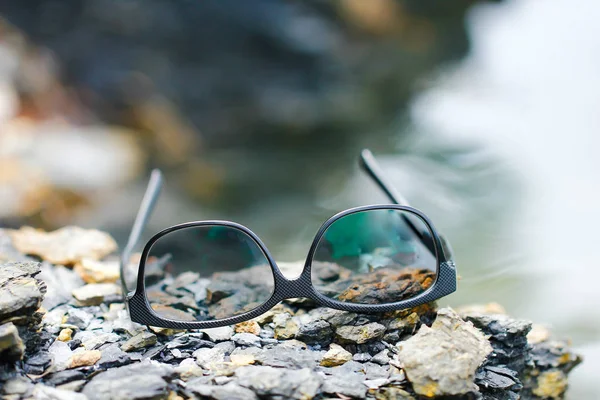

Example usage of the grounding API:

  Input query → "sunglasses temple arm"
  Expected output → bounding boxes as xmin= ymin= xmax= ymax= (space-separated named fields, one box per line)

xmin=120 ymin=169 xmax=163 ymax=301
xmin=359 ymin=149 xmax=451 ymax=259
xmin=359 ymin=149 xmax=410 ymax=206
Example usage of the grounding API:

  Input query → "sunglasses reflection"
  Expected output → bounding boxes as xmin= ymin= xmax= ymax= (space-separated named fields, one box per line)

xmin=143 ymin=211 xmax=437 ymax=322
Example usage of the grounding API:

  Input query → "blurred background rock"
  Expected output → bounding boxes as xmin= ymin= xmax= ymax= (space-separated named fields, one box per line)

xmin=0 ymin=0 xmax=598 ymax=397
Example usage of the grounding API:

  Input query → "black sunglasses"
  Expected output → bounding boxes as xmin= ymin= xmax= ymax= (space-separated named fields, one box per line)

xmin=119 ymin=150 xmax=457 ymax=329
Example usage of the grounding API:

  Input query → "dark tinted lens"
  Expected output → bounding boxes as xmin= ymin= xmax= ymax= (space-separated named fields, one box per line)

xmin=311 ymin=209 xmax=438 ymax=304
xmin=144 ymin=225 xmax=274 ymax=321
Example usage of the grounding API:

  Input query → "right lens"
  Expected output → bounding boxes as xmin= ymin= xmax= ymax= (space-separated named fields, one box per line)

xmin=311 ymin=208 xmax=438 ymax=305
xmin=143 ymin=225 xmax=275 ymax=321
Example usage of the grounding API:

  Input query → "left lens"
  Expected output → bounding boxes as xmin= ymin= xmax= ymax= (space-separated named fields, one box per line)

xmin=144 ymin=224 xmax=275 ymax=322
xmin=311 ymin=208 xmax=438 ymax=305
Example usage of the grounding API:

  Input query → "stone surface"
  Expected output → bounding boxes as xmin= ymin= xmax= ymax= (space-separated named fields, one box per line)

xmin=8 ymin=226 xmax=117 ymax=265
xmin=397 ymin=307 xmax=492 ymax=397
xmin=74 ymin=258 xmax=120 ymax=284
xmin=235 ymin=366 xmax=322 ymax=400
xmin=234 ymin=320 xmax=261 ymax=336
xmin=335 ymin=322 xmax=386 ymax=344
xmin=320 ymin=343 xmax=353 ymax=367
xmin=120 ymin=331 xmax=157 ymax=352
xmin=82 ymin=360 xmax=173 ymax=400
xmin=0 ymin=261 xmax=45 ymax=323
xmin=69 ymin=349 xmax=102 ymax=368
xmin=200 ymin=326 xmax=234 ymax=342
xmin=72 ymin=283 xmax=120 ymax=306
xmin=231 ymin=333 xmax=261 ymax=348
xmin=0 ymin=322 xmax=25 ymax=361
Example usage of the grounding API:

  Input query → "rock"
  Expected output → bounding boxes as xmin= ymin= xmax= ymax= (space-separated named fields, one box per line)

xmin=200 ymin=326 xmax=234 ymax=342
xmin=97 ymin=344 xmax=135 ymax=369
xmin=66 ymin=308 xmax=94 ymax=330
xmin=120 ymin=331 xmax=157 ymax=352
xmin=475 ymin=365 xmax=522 ymax=399
xmin=2 ymin=375 xmax=34 ymax=397
xmin=71 ymin=283 xmax=120 ymax=306
xmin=231 ymin=333 xmax=261 ymax=348
xmin=82 ymin=360 xmax=173 ymax=400
xmin=335 ymin=322 xmax=386 ymax=344
xmin=462 ymin=311 xmax=531 ymax=373
xmin=0 ymin=322 xmax=25 ymax=361
xmin=371 ymin=349 xmax=391 ymax=365
xmin=8 ymin=226 xmax=117 ymax=265
xmin=374 ymin=387 xmax=415 ymax=400
xmin=252 ymin=303 xmax=295 ymax=325
xmin=78 ymin=332 xmax=120 ymax=350
xmin=254 ymin=343 xmax=321 ymax=369
xmin=527 ymin=324 xmax=551 ymax=344
xmin=31 ymin=384 xmax=88 ymax=400
xmin=57 ymin=328 xmax=73 ymax=342
xmin=69 ymin=349 xmax=102 ymax=368
xmin=0 ymin=261 xmax=45 ymax=322
xmin=230 ymin=353 xmax=256 ymax=366
xmin=185 ymin=380 xmax=258 ymax=400
xmin=24 ymin=351 xmax=53 ymax=374
xmin=397 ymin=307 xmax=492 ymax=397
xmin=296 ymin=319 xmax=333 ymax=345
xmin=353 ymin=352 xmax=372 ymax=362
xmin=174 ymin=358 xmax=204 ymax=381
xmin=321 ymin=374 xmax=368 ymax=399
xmin=320 ymin=343 xmax=353 ymax=367
xmin=273 ymin=317 xmax=299 ymax=340
xmin=74 ymin=258 xmax=120 ymax=284
xmin=48 ymin=340 xmax=74 ymax=372
xmin=194 ymin=341 xmax=235 ymax=369
xmin=234 ymin=320 xmax=261 ymax=336
xmin=37 ymin=263 xmax=83 ymax=310
xmin=532 ymin=370 xmax=568 ymax=399
xmin=45 ymin=370 xmax=86 ymax=386
xmin=235 ymin=366 xmax=322 ymax=400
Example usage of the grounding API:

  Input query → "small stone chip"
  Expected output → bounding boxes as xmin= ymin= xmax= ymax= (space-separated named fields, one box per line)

xmin=121 ymin=331 xmax=157 ymax=352
xmin=230 ymin=353 xmax=256 ymax=366
xmin=57 ymin=328 xmax=73 ymax=342
xmin=320 ymin=343 xmax=352 ymax=367
xmin=69 ymin=349 xmax=102 ymax=368
xmin=235 ymin=320 xmax=261 ymax=336
xmin=0 ymin=322 xmax=25 ymax=361
xmin=335 ymin=322 xmax=386 ymax=344
xmin=9 ymin=226 xmax=118 ymax=265
xmin=74 ymin=259 xmax=120 ymax=284
xmin=532 ymin=370 xmax=568 ymax=398
xmin=72 ymin=283 xmax=120 ymax=306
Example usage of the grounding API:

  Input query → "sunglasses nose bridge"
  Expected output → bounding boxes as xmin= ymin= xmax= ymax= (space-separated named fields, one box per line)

xmin=275 ymin=273 xmax=315 ymax=300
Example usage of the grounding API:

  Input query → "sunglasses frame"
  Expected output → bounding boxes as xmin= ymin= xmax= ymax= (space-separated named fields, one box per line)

xmin=122 ymin=150 xmax=457 ymax=329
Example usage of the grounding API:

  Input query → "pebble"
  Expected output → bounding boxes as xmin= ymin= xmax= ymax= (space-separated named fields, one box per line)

xmin=0 ymin=322 xmax=25 ymax=361
xmin=397 ymin=308 xmax=492 ymax=397
xmin=120 ymin=331 xmax=157 ymax=352
xmin=57 ymin=328 xmax=73 ymax=342
xmin=335 ymin=322 xmax=386 ymax=344
xmin=32 ymin=384 xmax=88 ymax=400
xmin=321 ymin=374 xmax=368 ymax=399
xmin=185 ymin=380 xmax=259 ymax=400
xmin=48 ymin=340 xmax=74 ymax=372
xmin=371 ymin=349 xmax=391 ymax=365
xmin=82 ymin=360 xmax=173 ymax=400
xmin=74 ymin=258 xmax=120 ymax=284
xmin=320 ymin=343 xmax=353 ymax=367
xmin=69 ymin=349 xmax=102 ymax=368
xmin=234 ymin=320 xmax=261 ymax=335
xmin=235 ymin=366 xmax=322 ymax=400
xmin=200 ymin=326 xmax=234 ymax=342
xmin=72 ymin=283 xmax=120 ymax=306
xmin=232 ymin=333 xmax=262 ymax=348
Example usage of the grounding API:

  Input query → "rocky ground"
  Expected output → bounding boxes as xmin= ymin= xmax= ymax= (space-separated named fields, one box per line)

xmin=0 ymin=227 xmax=582 ymax=400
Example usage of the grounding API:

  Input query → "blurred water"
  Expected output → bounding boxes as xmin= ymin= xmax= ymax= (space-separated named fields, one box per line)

xmin=405 ymin=0 xmax=600 ymax=396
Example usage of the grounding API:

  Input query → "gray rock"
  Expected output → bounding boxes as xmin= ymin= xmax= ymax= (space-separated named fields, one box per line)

xmin=194 ymin=341 xmax=235 ymax=368
xmin=235 ymin=365 xmax=322 ymax=400
xmin=37 ymin=263 xmax=83 ymax=311
xmin=371 ymin=349 xmax=391 ymax=365
xmin=353 ymin=352 xmax=372 ymax=362
xmin=1 ymin=376 xmax=34 ymax=397
xmin=200 ymin=326 xmax=234 ymax=342
xmin=97 ymin=344 xmax=137 ymax=369
xmin=363 ymin=362 xmax=390 ymax=380
xmin=185 ymin=380 xmax=258 ymax=400
xmin=65 ymin=308 xmax=94 ymax=330
xmin=79 ymin=332 xmax=120 ymax=350
xmin=45 ymin=370 xmax=86 ymax=386
xmin=0 ymin=262 xmax=46 ymax=322
xmin=321 ymin=375 xmax=368 ymax=399
xmin=397 ymin=307 xmax=492 ymax=397
xmin=335 ymin=322 xmax=386 ymax=344
xmin=32 ymin=384 xmax=88 ymax=400
xmin=82 ymin=360 xmax=173 ymax=400
xmin=296 ymin=319 xmax=333 ymax=345
xmin=231 ymin=333 xmax=261 ymax=348
xmin=120 ymin=331 xmax=157 ymax=352
xmin=255 ymin=343 xmax=322 ymax=369
xmin=48 ymin=340 xmax=73 ymax=372
xmin=72 ymin=283 xmax=120 ymax=306
xmin=0 ymin=322 xmax=25 ymax=361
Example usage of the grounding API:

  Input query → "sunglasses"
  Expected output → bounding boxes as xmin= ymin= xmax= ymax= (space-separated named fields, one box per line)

xmin=120 ymin=150 xmax=457 ymax=329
